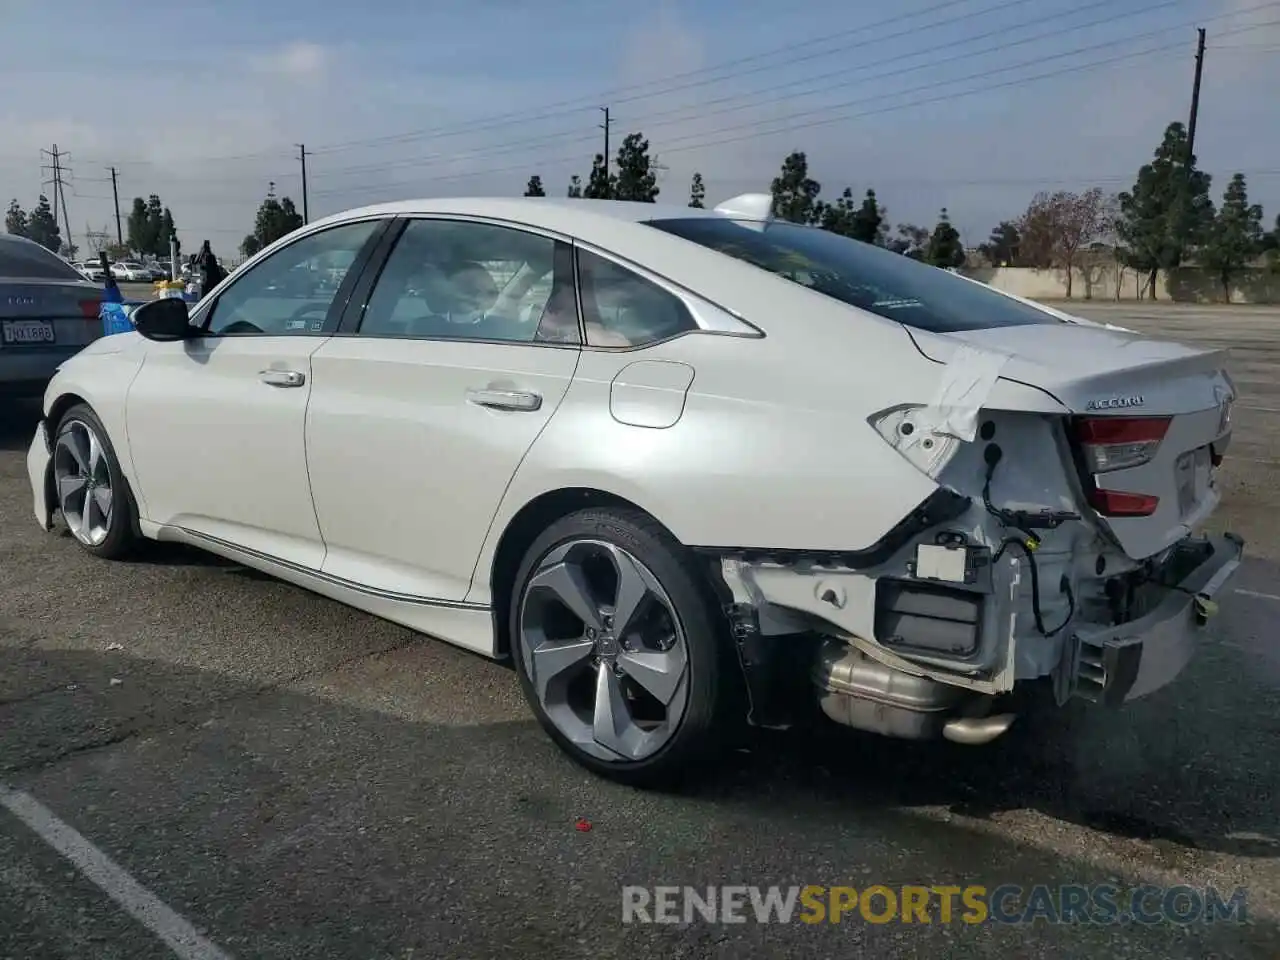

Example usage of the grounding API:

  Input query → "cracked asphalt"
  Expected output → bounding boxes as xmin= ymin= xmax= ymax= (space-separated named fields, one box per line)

xmin=1 ymin=303 xmax=1278 ymax=959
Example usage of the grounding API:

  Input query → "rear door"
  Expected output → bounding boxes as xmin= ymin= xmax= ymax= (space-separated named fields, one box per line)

xmin=305 ymin=216 xmax=581 ymax=601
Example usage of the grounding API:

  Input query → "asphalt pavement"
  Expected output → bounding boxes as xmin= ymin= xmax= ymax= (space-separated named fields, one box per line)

xmin=1 ymin=303 xmax=1278 ymax=958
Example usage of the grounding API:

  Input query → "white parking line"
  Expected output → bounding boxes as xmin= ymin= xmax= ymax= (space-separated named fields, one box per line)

xmin=1235 ymin=588 xmax=1280 ymax=602
xmin=0 ymin=784 xmax=232 ymax=960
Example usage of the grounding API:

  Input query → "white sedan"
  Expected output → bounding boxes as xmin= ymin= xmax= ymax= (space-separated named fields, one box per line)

xmin=25 ymin=195 xmax=1243 ymax=785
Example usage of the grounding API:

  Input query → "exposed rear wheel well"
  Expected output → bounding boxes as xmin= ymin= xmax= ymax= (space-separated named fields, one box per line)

xmin=490 ymin=488 xmax=671 ymax=658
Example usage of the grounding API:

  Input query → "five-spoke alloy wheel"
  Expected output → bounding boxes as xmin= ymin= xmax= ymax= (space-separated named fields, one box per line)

xmin=511 ymin=508 xmax=733 ymax=785
xmin=51 ymin=404 xmax=138 ymax=559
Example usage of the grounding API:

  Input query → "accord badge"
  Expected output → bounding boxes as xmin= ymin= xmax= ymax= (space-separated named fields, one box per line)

xmin=1085 ymin=396 xmax=1144 ymax=410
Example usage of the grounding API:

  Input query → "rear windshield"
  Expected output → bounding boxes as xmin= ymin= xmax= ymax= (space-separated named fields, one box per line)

xmin=0 ymin=239 xmax=86 ymax=281
xmin=646 ymin=217 xmax=1061 ymax=333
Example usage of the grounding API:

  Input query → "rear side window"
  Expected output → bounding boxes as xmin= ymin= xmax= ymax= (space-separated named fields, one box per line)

xmin=0 ymin=239 xmax=85 ymax=281
xmin=576 ymin=249 xmax=697 ymax=348
xmin=646 ymin=217 xmax=1062 ymax=334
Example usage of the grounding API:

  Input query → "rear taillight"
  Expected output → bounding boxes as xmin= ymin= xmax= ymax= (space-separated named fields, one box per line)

xmin=78 ymin=299 xmax=100 ymax=318
xmin=1073 ymin=415 xmax=1170 ymax=473
xmin=1073 ymin=416 xmax=1171 ymax=518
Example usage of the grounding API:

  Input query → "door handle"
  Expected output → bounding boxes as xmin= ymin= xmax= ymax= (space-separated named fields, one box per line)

xmin=466 ymin=388 xmax=542 ymax=412
xmin=259 ymin=369 xmax=306 ymax=388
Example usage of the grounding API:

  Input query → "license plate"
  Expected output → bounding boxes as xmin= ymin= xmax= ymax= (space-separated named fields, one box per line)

xmin=1 ymin=320 xmax=56 ymax=344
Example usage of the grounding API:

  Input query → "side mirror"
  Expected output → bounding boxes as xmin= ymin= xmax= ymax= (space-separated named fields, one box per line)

xmin=131 ymin=297 xmax=198 ymax=342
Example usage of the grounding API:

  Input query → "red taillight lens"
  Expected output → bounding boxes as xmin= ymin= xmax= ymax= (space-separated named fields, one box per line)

xmin=1073 ymin=415 xmax=1170 ymax=473
xmin=78 ymin=299 xmax=101 ymax=318
xmin=1086 ymin=489 xmax=1160 ymax=517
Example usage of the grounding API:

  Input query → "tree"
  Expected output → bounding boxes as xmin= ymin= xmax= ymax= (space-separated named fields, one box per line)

xmin=5 ymin=200 xmax=27 ymax=237
xmin=688 ymin=172 xmax=705 ymax=208
xmin=583 ymin=154 xmax=613 ymax=199
xmin=815 ymin=187 xmax=856 ymax=237
xmin=126 ymin=197 xmax=152 ymax=255
xmin=239 ymin=234 xmax=263 ymax=259
xmin=160 ymin=207 xmax=179 ymax=257
xmin=1201 ymin=173 xmax=1264 ymax=303
xmin=567 ymin=175 xmax=583 ymax=199
xmin=925 ymin=208 xmax=965 ymax=268
xmin=1018 ymin=188 xmax=1108 ymax=297
xmin=770 ymin=151 xmax=820 ymax=225
xmin=523 ymin=175 xmax=545 ymax=198
xmin=26 ymin=195 xmax=61 ymax=252
xmin=978 ymin=220 xmax=1022 ymax=266
xmin=1116 ymin=121 xmax=1214 ymax=299
xmin=613 ymin=133 xmax=659 ymax=202
xmin=887 ymin=223 xmax=929 ymax=259
xmin=850 ymin=189 xmax=885 ymax=245
xmin=247 ymin=191 xmax=304 ymax=253
xmin=143 ymin=195 xmax=165 ymax=256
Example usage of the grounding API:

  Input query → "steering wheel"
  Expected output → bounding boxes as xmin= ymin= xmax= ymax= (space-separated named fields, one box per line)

xmin=216 ymin=319 xmax=265 ymax=336
xmin=287 ymin=303 xmax=330 ymax=323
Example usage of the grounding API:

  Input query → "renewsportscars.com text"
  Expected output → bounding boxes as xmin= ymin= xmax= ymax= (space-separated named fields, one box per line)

xmin=621 ymin=884 xmax=1248 ymax=926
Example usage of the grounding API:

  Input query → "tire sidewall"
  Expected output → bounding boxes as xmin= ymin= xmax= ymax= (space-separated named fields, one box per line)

xmin=509 ymin=508 xmax=729 ymax=785
xmin=55 ymin=404 xmax=137 ymax=558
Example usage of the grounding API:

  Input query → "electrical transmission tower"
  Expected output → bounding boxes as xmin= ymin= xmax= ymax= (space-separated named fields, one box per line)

xmin=39 ymin=145 xmax=76 ymax=256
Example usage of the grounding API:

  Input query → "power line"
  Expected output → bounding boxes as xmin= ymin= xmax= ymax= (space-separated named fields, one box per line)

xmin=309 ymin=29 xmax=1248 ymax=202
xmin=307 ymin=0 xmax=1220 ymax=186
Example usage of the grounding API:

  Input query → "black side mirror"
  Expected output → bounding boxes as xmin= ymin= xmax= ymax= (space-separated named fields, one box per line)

xmin=131 ymin=298 xmax=198 ymax=342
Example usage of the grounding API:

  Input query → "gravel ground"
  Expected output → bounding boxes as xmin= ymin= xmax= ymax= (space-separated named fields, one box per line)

xmin=0 ymin=303 xmax=1277 ymax=959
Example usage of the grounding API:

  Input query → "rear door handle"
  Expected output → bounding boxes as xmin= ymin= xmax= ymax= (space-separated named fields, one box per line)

xmin=260 ymin=369 xmax=306 ymax=388
xmin=466 ymin=388 xmax=542 ymax=412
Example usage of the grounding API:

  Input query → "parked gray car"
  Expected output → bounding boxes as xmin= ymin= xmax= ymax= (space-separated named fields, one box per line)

xmin=0 ymin=234 xmax=104 ymax=399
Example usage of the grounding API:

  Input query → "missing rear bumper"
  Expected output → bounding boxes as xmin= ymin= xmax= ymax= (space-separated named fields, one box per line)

xmin=1068 ymin=532 xmax=1244 ymax=705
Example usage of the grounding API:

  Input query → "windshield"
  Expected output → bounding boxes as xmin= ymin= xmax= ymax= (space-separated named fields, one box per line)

xmin=0 ymin=238 xmax=87 ymax=281
xmin=646 ymin=217 xmax=1062 ymax=333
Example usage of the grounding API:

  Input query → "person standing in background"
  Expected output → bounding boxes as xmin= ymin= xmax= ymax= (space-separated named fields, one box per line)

xmin=195 ymin=240 xmax=226 ymax=299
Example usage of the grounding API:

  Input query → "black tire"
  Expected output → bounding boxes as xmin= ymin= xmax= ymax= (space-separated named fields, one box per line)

xmin=509 ymin=507 xmax=737 ymax=788
xmin=53 ymin=403 xmax=141 ymax=560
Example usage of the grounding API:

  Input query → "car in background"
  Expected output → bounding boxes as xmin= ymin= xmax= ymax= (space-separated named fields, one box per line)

xmin=110 ymin=261 xmax=151 ymax=282
xmin=145 ymin=262 xmax=172 ymax=281
xmin=0 ymin=234 xmax=103 ymax=399
xmin=77 ymin=260 xmax=107 ymax=282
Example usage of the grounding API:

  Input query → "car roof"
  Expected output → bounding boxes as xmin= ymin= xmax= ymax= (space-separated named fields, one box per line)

xmin=309 ymin=195 xmax=737 ymax=239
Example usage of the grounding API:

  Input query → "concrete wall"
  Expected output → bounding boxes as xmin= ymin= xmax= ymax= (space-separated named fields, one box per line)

xmin=964 ymin=264 xmax=1280 ymax=304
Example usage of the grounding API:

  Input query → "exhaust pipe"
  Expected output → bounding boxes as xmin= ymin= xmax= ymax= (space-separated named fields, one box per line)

xmin=942 ymin=713 xmax=1017 ymax=745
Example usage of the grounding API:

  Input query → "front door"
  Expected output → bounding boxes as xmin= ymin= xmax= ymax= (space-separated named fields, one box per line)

xmin=124 ymin=219 xmax=387 ymax=567
xmin=305 ymin=217 xmax=582 ymax=601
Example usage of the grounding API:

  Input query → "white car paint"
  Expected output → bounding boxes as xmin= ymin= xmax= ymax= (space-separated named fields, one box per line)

xmin=26 ymin=194 xmax=1243 ymax=762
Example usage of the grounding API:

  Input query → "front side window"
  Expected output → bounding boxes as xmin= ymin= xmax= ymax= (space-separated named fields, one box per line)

xmin=359 ymin=218 xmax=576 ymax=344
xmin=646 ymin=217 xmax=1063 ymax=334
xmin=202 ymin=220 xmax=382 ymax=336
xmin=576 ymin=249 xmax=697 ymax=348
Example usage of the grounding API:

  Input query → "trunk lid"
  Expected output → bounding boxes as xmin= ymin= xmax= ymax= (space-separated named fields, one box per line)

xmin=0 ymin=280 xmax=103 ymax=350
xmin=906 ymin=324 xmax=1234 ymax=561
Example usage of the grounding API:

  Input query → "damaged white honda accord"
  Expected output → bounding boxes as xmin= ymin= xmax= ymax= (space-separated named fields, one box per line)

xmin=26 ymin=194 xmax=1243 ymax=784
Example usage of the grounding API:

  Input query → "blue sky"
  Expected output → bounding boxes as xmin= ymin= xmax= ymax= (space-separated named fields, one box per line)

xmin=0 ymin=0 xmax=1276 ymax=257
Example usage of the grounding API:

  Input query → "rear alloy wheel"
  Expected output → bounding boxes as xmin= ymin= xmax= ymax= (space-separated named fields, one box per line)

xmin=511 ymin=508 xmax=733 ymax=786
xmin=52 ymin=404 xmax=139 ymax=559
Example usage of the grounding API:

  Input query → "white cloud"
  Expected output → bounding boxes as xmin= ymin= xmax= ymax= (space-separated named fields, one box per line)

xmin=250 ymin=41 xmax=329 ymax=83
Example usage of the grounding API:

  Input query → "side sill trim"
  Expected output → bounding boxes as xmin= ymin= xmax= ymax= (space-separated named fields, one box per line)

xmin=170 ymin=526 xmax=490 ymax=611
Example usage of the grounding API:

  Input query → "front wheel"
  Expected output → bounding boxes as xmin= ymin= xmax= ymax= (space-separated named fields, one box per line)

xmin=510 ymin=507 xmax=735 ymax=787
xmin=52 ymin=404 xmax=140 ymax=559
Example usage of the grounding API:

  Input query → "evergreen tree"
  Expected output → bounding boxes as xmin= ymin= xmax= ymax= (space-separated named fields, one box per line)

xmin=583 ymin=154 xmax=613 ymax=199
xmin=688 ymin=172 xmax=705 ymax=208
xmin=770 ymin=151 xmax=821 ymax=224
xmin=523 ymin=175 xmax=546 ymax=197
xmin=26 ymin=195 xmax=61 ymax=252
xmin=566 ymin=175 xmax=583 ymax=198
xmin=1202 ymin=173 xmax=1264 ymax=302
xmin=613 ymin=133 xmax=658 ymax=202
xmin=925 ymin=208 xmax=965 ymax=268
xmin=5 ymin=199 xmax=28 ymax=237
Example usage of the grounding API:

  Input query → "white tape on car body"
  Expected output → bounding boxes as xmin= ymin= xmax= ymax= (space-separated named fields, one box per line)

xmin=919 ymin=343 xmax=1012 ymax=442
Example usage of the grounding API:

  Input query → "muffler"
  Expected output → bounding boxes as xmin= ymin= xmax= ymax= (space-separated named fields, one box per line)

xmin=811 ymin=637 xmax=1013 ymax=744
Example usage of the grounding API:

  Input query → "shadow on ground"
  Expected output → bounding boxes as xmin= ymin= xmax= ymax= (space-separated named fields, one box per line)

xmin=0 ymin=641 xmax=1274 ymax=960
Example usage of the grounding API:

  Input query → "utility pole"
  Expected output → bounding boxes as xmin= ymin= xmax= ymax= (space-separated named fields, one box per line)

xmin=1186 ymin=28 xmax=1207 ymax=166
xmin=599 ymin=107 xmax=612 ymax=198
xmin=40 ymin=145 xmax=75 ymax=256
xmin=297 ymin=144 xmax=309 ymax=224
xmin=108 ymin=166 xmax=122 ymax=245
